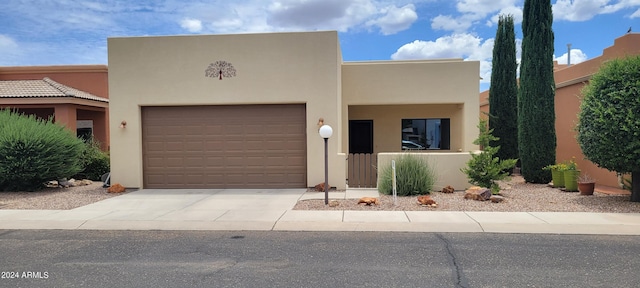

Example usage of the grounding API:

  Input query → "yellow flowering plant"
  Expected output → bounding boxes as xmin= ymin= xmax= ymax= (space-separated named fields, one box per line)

xmin=543 ymin=163 xmax=568 ymax=171
xmin=565 ymin=157 xmax=578 ymax=170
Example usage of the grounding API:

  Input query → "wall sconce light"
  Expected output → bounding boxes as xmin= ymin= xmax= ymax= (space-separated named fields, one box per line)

xmin=120 ymin=120 xmax=127 ymax=129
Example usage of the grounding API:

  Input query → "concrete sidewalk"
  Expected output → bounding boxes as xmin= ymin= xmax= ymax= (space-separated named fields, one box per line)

xmin=0 ymin=188 xmax=639 ymax=235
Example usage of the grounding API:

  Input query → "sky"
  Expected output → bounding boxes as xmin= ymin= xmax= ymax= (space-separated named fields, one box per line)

xmin=0 ymin=0 xmax=638 ymax=91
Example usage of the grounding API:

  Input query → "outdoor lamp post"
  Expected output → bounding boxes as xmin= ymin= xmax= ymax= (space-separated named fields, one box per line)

xmin=319 ymin=124 xmax=333 ymax=205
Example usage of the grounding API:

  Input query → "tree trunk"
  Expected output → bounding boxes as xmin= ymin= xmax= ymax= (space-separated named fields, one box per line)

xmin=632 ymin=171 xmax=640 ymax=202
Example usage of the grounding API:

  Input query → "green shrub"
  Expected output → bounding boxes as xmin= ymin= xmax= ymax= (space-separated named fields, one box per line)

xmin=0 ymin=109 xmax=85 ymax=191
xmin=461 ymin=119 xmax=518 ymax=194
xmin=73 ymin=138 xmax=110 ymax=181
xmin=378 ymin=154 xmax=437 ymax=196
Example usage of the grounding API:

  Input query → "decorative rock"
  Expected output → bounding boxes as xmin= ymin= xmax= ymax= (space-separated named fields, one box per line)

xmin=357 ymin=197 xmax=379 ymax=206
xmin=107 ymin=183 xmax=126 ymax=193
xmin=80 ymin=179 xmax=93 ymax=186
xmin=328 ymin=200 xmax=339 ymax=207
xmin=463 ymin=186 xmax=491 ymax=201
xmin=62 ymin=178 xmax=77 ymax=187
xmin=44 ymin=180 xmax=58 ymax=188
xmin=441 ymin=185 xmax=455 ymax=193
xmin=314 ymin=182 xmax=327 ymax=192
xmin=490 ymin=195 xmax=505 ymax=203
xmin=58 ymin=178 xmax=72 ymax=188
xmin=417 ymin=195 xmax=437 ymax=207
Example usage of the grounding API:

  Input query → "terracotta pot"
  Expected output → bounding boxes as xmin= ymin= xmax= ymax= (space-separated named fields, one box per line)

xmin=578 ymin=182 xmax=595 ymax=195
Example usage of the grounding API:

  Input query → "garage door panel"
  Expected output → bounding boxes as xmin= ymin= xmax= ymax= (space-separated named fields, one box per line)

xmin=165 ymin=142 xmax=184 ymax=151
xmin=244 ymin=140 xmax=265 ymax=150
xmin=204 ymin=140 xmax=225 ymax=150
xmin=185 ymin=142 xmax=204 ymax=151
xmin=224 ymin=124 xmax=244 ymax=135
xmin=143 ymin=104 xmax=307 ymax=188
xmin=184 ymin=157 xmax=204 ymax=168
xmin=145 ymin=142 xmax=166 ymax=153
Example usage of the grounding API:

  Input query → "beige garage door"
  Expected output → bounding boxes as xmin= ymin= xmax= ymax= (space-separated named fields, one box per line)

xmin=142 ymin=104 xmax=306 ymax=188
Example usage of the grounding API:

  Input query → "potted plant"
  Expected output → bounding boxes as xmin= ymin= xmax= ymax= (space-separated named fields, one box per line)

xmin=563 ymin=158 xmax=580 ymax=192
xmin=578 ymin=173 xmax=596 ymax=195
xmin=543 ymin=163 xmax=567 ymax=188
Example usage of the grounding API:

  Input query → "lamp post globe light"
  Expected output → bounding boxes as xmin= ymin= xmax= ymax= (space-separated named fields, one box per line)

xmin=319 ymin=125 xmax=333 ymax=205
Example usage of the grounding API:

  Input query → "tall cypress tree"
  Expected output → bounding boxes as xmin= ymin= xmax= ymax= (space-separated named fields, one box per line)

xmin=518 ymin=0 xmax=556 ymax=183
xmin=489 ymin=14 xmax=518 ymax=165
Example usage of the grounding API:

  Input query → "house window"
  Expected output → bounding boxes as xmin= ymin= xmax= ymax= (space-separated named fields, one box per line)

xmin=401 ymin=119 xmax=450 ymax=150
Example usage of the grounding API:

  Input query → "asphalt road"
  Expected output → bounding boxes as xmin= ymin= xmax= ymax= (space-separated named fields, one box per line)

xmin=1 ymin=230 xmax=639 ymax=288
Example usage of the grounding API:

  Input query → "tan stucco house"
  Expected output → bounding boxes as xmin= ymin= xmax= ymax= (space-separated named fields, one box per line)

xmin=480 ymin=33 xmax=640 ymax=190
xmin=108 ymin=31 xmax=479 ymax=189
xmin=0 ymin=65 xmax=110 ymax=150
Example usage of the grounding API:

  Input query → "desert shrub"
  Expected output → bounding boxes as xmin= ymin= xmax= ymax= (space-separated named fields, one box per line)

xmin=73 ymin=138 xmax=110 ymax=181
xmin=462 ymin=119 xmax=518 ymax=194
xmin=0 ymin=109 xmax=84 ymax=191
xmin=378 ymin=154 xmax=436 ymax=196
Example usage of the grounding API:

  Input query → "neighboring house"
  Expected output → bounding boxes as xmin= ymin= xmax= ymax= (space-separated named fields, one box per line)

xmin=108 ymin=31 xmax=479 ymax=189
xmin=480 ymin=33 xmax=640 ymax=188
xmin=0 ymin=65 xmax=110 ymax=150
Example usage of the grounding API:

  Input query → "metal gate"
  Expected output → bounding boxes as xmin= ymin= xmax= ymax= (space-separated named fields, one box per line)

xmin=347 ymin=153 xmax=377 ymax=188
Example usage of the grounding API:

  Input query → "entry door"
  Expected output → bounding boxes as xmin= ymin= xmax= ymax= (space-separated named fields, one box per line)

xmin=349 ymin=120 xmax=373 ymax=154
xmin=348 ymin=120 xmax=375 ymax=187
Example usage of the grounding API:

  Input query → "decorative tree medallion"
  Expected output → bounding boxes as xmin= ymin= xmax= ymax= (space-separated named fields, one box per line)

xmin=205 ymin=60 xmax=236 ymax=80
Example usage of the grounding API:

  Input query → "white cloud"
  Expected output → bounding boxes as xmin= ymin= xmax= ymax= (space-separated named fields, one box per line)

xmin=391 ymin=33 xmax=485 ymax=60
xmin=267 ymin=0 xmax=353 ymax=28
xmin=553 ymin=0 xmax=640 ymax=21
xmin=180 ymin=18 xmax=203 ymax=33
xmin=391 ymin=33 xmax=496 ymax=83
xmin=555 ymin=48 xmax=588 ymax=65
xmin=177 ymin=0 xmax=428 ymax=34
xmin=630 ymin=8 xmax=640 ymax=18
xmin=486 ymin=6 xmax=523 ymax=27
xmin=432 ymin=0 xmax=520 ymax=32
xmin=456 ymin=0 xmax=518 ymax=17
xmin=367 ymin=4 xmax=418 ymax=35
xmin=602 ymin=0 xmax=640 ymax=14
xmin=0 ymin=35 xmax=22 ymax=65
xmin=553 ymin=0 xmax=609 ymax=21
xmin=431 ymin=14 xmax=474 ymax=32
xmin=0 ymin=34 xmax=18 ymax=49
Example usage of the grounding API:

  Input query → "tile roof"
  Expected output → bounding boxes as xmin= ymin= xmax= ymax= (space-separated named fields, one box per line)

xmin=0 ymin=77 xmax=108 ymax=103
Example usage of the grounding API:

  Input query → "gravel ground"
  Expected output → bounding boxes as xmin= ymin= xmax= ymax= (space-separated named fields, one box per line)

xmin=294 ymin=176 xmax=640 ymax=213
xmin=2 ymin=176 xmax=639 ymax=213
xmin=0 ymin=182 xmax=132 ymax=210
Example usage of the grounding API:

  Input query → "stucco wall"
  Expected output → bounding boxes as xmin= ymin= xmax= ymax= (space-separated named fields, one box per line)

xmin=342 ymin=59 xmax=480 ymax=153
xmin=480 ymin=33 xmax=640 ymax=188
xmin=348 ymin=104 xmax=464 ymax=153
xmin=0 ymin=65 xmax=109 ymax=99
xmin=108 ymin=31 xmax=345 ymax=189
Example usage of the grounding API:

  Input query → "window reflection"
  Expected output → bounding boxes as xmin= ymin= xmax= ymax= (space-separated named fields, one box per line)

xmin=401 ymin=119 xmax=450 ymax=150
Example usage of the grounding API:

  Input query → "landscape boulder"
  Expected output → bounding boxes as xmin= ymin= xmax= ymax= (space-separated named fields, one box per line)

xmin=107 ymin=183 xmax=126 ymax=193
xmin=357 ymin=197 xmax=379 ymax=206
xmin=77 ymin=179 xmax=93 ymax=186
xmin=441 ymin=185 xmax=455 ymax=193
xmin=417 ymin=195 xmax=437 ymax=207
xmin=490 ymin=195 xmax=505 ymax=203
xmin=463 ymin=186 xmax=491 ymax=201
xmin=314 ymin=182 xmax=328 ymax=192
